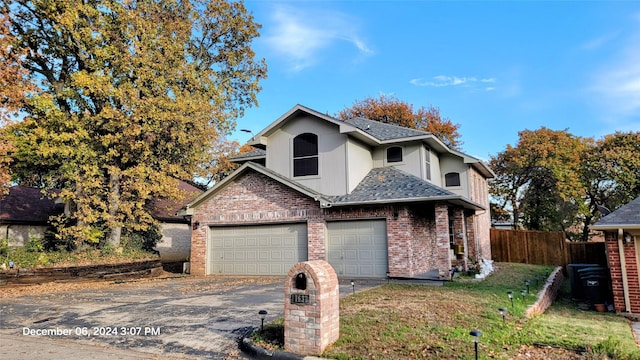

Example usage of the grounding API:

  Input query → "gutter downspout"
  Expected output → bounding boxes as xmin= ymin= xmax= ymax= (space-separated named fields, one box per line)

xmin=618 ymin=228 xmax=631 ymax=313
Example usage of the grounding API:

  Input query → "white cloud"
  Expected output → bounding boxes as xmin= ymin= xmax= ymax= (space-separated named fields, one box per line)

xmin=590 ymin=14 xmax=640 ymax=125
xmin=263 ymin=5 xmax=373 ymax=72
xmin=410 ymin=75 xmax=497 ymax=90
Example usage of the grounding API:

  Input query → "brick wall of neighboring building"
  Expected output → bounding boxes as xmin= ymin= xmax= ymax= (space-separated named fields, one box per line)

xmin=191 ymin=170 xmax=462 ymax=279
xmin=605 ymin=231 xmax=640 ymax=314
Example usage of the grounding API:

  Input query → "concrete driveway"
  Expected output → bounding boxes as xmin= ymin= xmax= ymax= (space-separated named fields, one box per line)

xmin=0 ymin=275 xmax=383 ymax=359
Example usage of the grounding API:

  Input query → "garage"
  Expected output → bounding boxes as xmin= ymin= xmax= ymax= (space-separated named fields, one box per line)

xmin=327 ymin=220 xmax=388 ymax=278
xmin=207 ymin=223 xmax=308 ymax=275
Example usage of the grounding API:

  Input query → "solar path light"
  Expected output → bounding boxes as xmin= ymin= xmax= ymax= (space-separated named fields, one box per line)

xmin=469 ymin=329 xmax=482 ymax=360
xmin=498 ymin=307 xmax=507 ymax=323
xmin=258 ymin=309 xmax=268 ymax=332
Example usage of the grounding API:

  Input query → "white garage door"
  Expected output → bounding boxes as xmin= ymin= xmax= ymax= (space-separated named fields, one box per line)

xmin=327 ymin=220 xmax=388 ymax=278
xmin=207 ymin=224 xmax=308 ymax=275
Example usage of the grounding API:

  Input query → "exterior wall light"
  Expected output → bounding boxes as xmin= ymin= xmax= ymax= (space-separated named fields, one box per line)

xmin=624 ymin=233 xmax=633 ymax=244
xmin=192 ymin=221 xmax=200 ymax=230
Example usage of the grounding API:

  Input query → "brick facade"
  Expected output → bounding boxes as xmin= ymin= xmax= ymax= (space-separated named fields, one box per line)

xmin=191 ymin=169 xmax=479 ymax=279
xmin=605 ymin=231 xmax=640 ymax=314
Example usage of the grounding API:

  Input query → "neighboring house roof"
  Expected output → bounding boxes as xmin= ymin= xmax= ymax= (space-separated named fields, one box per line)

xmin=0 ymin=181 xmax=200 ymax=225
xmin=592 ymin=197 xmax=640 ymax=230
xmin=148 ymin=180 xmax=204 ymax=222
xmin=0 ymin=186 xmax=62 ymax=224
xmin=331 ymin=167 xmax=485 ymax=210
xmin=184 ymin=162 xmax=485 ymax=213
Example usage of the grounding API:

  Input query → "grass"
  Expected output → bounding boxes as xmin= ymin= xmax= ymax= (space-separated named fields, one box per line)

xmin=253 ymin=263 xmax=640 ymax=359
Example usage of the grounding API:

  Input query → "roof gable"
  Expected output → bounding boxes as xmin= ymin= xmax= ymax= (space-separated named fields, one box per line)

xmin=593 ymin=197 xmax=640 ymax=229
xmin=184 ymin=162 xmax=332 ymax=212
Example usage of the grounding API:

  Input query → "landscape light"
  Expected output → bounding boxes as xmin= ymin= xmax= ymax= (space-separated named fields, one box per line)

xmin=350 ymin=280 xmax=355 ymax=295
xmin=521 ymin=289 xmax=527 ymax=300
xmin=258 ymin=310 xmax=268 ymax=332
xmin=469 ymin=329 xmax=482 ymax=360
xmin=498 ymin=307 xmax=507 ymax=323
xmin=525 ymin=279 xmax=530 ymax=293
xmin=507 ymin=291 xmax=514 ymax=309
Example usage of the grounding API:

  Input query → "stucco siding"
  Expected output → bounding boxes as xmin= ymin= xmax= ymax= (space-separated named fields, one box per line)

xmin=155 ymin=222 xmax=191 ymax=262
xmin=0 ymin=224 xmax=49 ymax=247
xmin=345 ymin=138 xmax=373 ymax=192
xmin=439 ymin=155 xmax=469 ymax=198
xmin=371 ymin=143 xmax=423 ymax=178
xmin=266 ymin=115 xmax=348 ymax=196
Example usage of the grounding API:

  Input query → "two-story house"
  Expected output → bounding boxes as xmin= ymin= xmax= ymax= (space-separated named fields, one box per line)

xmin=183 ymin=105 xmax=493 ymax=279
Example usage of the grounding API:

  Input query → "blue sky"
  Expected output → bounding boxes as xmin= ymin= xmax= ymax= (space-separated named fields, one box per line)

xmin=232 ymin=1 xmax=640 ymax=159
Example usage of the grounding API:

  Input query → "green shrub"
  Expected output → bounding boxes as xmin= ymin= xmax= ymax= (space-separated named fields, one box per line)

xmin=25 ymin=237 xmax=45 ymax=252
xmin=121 ymin=224 xmax=162 ymax=253
xmin=0 ymin=238 xmax=8 ymax=257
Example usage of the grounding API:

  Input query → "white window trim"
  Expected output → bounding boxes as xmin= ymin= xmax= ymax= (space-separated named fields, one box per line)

xmin=384 ymin=145 xmax=405 ymax=166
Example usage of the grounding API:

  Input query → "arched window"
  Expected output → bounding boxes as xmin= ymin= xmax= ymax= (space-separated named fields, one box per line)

xmin=386 ymin=146 xmax=403 ymax=163
xmin=445 ymin=172 xmax=461 ymax=187
xmin=293 ymin=133 xmax=318 ymax=177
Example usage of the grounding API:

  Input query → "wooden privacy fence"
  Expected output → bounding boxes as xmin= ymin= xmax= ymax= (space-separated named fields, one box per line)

xmin=490 ymin=229 xmax=607 ymax=269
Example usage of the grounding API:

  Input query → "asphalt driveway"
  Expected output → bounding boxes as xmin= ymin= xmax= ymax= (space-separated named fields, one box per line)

xmin=0 ymin=275 xmax=384 ymax=359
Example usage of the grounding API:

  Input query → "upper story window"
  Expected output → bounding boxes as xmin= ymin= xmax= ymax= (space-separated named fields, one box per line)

xmin=424 ymin=146 xmax=431 ymax=181
xmin=386 ymin=146 xmax=403 ymax=163
xmin=293 ymin=133 xmax=318 ymax=177
xmin=445 ymin=172 xmax=461 ymax=187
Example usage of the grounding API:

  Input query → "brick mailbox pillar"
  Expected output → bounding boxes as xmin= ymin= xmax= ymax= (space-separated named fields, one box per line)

xmin=284 ymin=260 xmax=339 ymax=355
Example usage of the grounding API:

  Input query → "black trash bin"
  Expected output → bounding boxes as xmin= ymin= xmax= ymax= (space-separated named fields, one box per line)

xmin=577 ymin=266 xmax=611 ymax=309
xmin=567 ymin=264 xmax=599 ymax=300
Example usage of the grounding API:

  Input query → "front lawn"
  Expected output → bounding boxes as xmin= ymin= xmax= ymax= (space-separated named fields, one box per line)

xmin=254 ymin=263 xmax=640 ymax=359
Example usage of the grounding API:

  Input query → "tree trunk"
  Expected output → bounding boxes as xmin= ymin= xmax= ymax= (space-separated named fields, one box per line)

xmin=107 ymin=171 xmax=122 ymax=246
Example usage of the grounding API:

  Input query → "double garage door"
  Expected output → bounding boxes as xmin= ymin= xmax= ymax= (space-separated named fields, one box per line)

xmin=207 ymin=224 xmax=308 ymax=275
xmin=207 ymin=220 xmax=388 ymax=277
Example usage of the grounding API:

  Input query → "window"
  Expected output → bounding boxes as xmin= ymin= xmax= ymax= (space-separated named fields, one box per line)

xmin=386 ymin=146 xmax=403 ymax=163
xmin=445 ymin=172 xmax=461 ymax=187
xmin=424 ymin=146 xmax=431 ymax=181
xmin=293 ymin=133 xmax=318 ymax=177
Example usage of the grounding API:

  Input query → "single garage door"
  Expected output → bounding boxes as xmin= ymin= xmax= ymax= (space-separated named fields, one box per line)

xmin=208 ymin=224 xmax=308 ymax=275
xmin=327 ymin=220 xmax=388 ymax=278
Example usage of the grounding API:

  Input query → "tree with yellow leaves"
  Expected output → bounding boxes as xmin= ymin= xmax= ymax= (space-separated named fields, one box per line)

xmin=2 ymin=0 xmax=266 ymax=247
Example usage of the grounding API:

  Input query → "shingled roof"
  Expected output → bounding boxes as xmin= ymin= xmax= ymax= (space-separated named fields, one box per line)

xmin=0 ymin=186 xmax=62 ymax=224
xmin=331 ymin=167 xmax=475 ymax=207
xmin=344 ymin=117 xmax=429 ymax=141
xmin=592 ymin=196 xmax=640 ymax=229
xmin=229 ymin=147 xmax=266 ymax=161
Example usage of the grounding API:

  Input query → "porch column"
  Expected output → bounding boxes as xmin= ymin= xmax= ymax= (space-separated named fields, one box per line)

xmin=435 ymin=202 xmax=452 ymax=280
xmin=452 ymin=208 xmax=468 ymax=271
